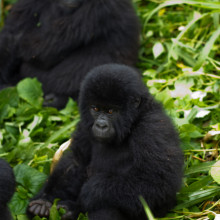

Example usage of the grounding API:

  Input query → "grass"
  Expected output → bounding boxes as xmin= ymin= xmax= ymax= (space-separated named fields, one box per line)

xmin=0 ymin=0 xmax=220 ymax=219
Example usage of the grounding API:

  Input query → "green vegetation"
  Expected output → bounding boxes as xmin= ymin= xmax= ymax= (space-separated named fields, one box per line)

xmin=0 ymin=0 xmax=219 ymax=219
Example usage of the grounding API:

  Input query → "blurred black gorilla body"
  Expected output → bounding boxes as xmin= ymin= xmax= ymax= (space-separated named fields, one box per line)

xmin=0 ymin=0 xmax=140 ymax=108
xmin=0 ymin=159 xmax=15 ymax=220
xmin=27 ymin=64 xmax=183 ymax=220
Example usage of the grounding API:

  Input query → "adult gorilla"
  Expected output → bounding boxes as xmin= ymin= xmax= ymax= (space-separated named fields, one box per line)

xmin=27 ymin=64 xmax=183 ymax=220
xmin=0 ymin=0 xmax=140 ymax=108
xmin=0 ymin=159 xmax=15 ymax=220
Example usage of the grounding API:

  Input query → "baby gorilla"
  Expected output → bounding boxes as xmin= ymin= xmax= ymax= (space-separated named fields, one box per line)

xmin=27 ymin=64 xmax=183 ymax=220
xmin=0 ymin=159 xmax=15 ymax=220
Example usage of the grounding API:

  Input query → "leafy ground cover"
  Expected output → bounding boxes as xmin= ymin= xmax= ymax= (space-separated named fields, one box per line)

xmin=0 ymin=0 xmax=220 ymax=219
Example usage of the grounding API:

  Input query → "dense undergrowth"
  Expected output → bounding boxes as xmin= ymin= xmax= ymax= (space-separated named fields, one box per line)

xmin=0 ymin=0 xmax=219 ymax=219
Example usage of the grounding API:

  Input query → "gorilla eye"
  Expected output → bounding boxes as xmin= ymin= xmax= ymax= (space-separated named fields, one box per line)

xmin=92 ymin=106 xmax=99 ymax=112
xmin=108 ymin=109 xmax=113 ymax=114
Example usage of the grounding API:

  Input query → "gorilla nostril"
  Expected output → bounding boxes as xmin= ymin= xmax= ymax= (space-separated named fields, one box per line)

xmin=96 ymin=120 xmax=108 ymax=130
xmin=96 ymin=123 xmax=107 ymax=129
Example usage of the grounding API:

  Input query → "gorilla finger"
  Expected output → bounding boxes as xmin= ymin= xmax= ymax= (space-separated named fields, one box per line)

xmin=39 ymin=204 xmax=46 ymax=216
xmin=28 ymin=204 xmax=38 ymax=213
xmin=45 ymin=201 xmax=52 ymax=208
xmin=34 ymin=205 xmax=42 ymax=216
xmin=45 ymin=209 xmax=50 ymax=216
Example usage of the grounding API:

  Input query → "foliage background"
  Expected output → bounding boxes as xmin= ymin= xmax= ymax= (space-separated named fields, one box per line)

xmin=0 ymin=0 xmax=219 ymax=219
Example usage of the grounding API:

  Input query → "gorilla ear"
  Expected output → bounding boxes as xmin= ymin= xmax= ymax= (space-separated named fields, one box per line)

xmin=134 ymin=97 xmax=141 ymax=109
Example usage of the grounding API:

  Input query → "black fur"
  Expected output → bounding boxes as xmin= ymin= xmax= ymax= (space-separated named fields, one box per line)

xmin=0 ymin=159 xmax=15 ymax=220
xmin=0 ymin=0 xmax=140 ymax=108
xmin=27 ymin=64 xmax=183 ymax=220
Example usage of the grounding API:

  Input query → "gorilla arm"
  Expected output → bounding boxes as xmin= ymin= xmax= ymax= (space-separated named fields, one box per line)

xmin=27 ymin=125 xmax=92 ymax=218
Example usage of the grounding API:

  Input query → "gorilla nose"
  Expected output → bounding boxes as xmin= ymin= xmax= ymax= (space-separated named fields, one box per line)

xmin=96 ymin=119 xmax=108 ymax=130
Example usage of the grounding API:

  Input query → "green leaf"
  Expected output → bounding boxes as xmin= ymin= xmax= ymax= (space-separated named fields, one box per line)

xmin=0 ymin=87 xmax=19 ymax=122
xmin=9 ymin=192 xmax=29 ymax=215
xmin=42 ymin=118 xmax=79 ymax=147
xmin=33 ymin=216 xmax=47 ymax=220
xmin=0 ymin=87 xmax=19 ymax=107
xmin=155 ymin=88 xmax=174 ymax=109
xmin=77 ymin=213 xmax=88 ymax=220
xmin=144 ymin=0 xmax=220 ymax=24
xmin=210 ymin=160 xmax=220 ymax=184
xmin=193 ymin=27 xmax=220 ymax=70
xmin=16 ymin=215 xmax=30 ymax=220
xmin=180 ymin=124 xmax=203 ymax=140
xmin=60 ymin=98 xmax=79 ymax=116
xmin=186 ymin=108 xmax=199 ymax=123
xmin=175 ymin=188 xmax=220 ymax=210
xmin=0 ymin=105 xmax=16 ymax=122
xmin=49 ymin=199 xmax=61 ymax=220
xmin=17 ymin=78 xmax=43 ymax=108
xmin=185 ymin=161 xmax=216 ymax=175
xmin=180 ymin=176 xmax=213 ymax=194
xmin=14 ymin=164 xmax=47 ymax=195
xmin=153 ymin=42 xmax=165 ymax=59
xmin=139 ymin=196 xmax=155 ymax=220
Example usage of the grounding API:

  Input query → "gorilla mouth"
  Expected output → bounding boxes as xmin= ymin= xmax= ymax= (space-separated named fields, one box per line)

xmin=93 ymin=132 xmax=112 ymax=141
xmin=92 ymin=129 xmax=115 ymax=142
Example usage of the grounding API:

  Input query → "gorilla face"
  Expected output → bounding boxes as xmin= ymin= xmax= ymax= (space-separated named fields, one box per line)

xmin=90 ymin=105 xmax=117 ymax=142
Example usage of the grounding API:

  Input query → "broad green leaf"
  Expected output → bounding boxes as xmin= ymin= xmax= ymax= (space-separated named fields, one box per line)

xmin=14 ymin=164 xmax=47 ymax=195
xmin=175 ymin=188 xmax=220 ymax=210
xmin=185 ymin=161 xmax=216 ymax=175
xmin=17 ymin=78 xmax=43 ymax=108
xmin=180 ymin=176 xmax=213 ymax=194
xmin=0 ymin=87 xmax=19 ymax=107
xmin=9 ymin=192 xmax=29 ymax=215
xmin=180 ymin=124 xmax=203 ymax=139
xmin=211 ymin=160 xmax=220 ymax=184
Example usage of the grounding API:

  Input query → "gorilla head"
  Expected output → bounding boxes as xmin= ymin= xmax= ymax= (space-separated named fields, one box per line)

xmin=79 ymin=64 xmax=149 ymax=143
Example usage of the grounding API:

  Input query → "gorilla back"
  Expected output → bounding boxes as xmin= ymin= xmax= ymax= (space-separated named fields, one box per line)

xmin=0 ymin=159 xmax=15 ymax=220
xmin=0 ymin=0 xmax=140 ymax=108
xmin=28 ymin=64 xmax=183 ymax=220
